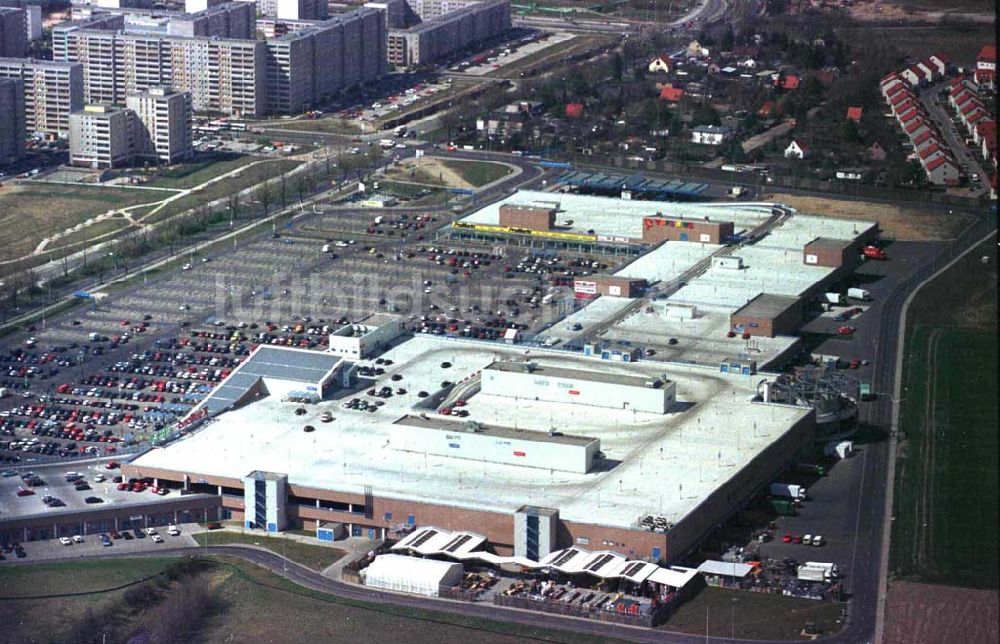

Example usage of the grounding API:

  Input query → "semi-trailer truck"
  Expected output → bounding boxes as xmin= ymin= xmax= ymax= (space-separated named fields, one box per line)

xmin=769 ymin=497 xmax=798 ymax=516
xmin=797 ymin=562 xmax=838 ymax=582
xmin=770 ymin=482 xmax=808 ymax=499
xmin=847 ymin=287 xmax=871 ymax=301
xmin=823 ymin=292 xmax=846 ymax=305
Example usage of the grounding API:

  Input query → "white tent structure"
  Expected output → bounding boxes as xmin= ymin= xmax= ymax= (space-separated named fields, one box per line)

xmin=362 ymin=554 xmax=463 ymax=597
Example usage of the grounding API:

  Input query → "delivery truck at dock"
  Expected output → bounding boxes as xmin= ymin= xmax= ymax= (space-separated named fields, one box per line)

xmin=769 ymin=497 xmax=798 ymax=516
xmin=770 ymin=482 xmax=808 ymax=500
xmin=822 ymin=292 xmax=846 ymax=305
xmin=847 ymin=287 xmax=871 ymax=301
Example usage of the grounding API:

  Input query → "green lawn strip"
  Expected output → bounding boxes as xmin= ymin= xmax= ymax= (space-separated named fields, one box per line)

xmin=192 ymin=532 xmax=344 ymax=570
xmin=205 ymin=555 xmax=625 ymax=644
xmin=891 ymin=236 xmax=998 ymax=589
xmin=143 ymin=155 xmax=260 ymax=190
xmin=143 ymin=159 xmax=302 ymax=223
xmin=0 ymin=558 xmax=175 ymax=598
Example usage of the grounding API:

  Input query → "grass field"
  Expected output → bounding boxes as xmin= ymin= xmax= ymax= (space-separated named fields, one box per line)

xmin=664 ymin=586 xmax=845 ymax=639
xmin=144 ymin=159 xmax=302 ymax=223
xmin=0 ymin=184 xmax=173 ymax=262
xmin=385 ymin=158 xmax=512 ymax=189
xmin=0 ymin=556 xmax=628 ymax=644
xmin=143 ymin=154 xmax=261 ymax=190
xmin=191 ymin=532 xmax=345 ymax=571
xmin=891 ymin=235 xmax=998 ymax=589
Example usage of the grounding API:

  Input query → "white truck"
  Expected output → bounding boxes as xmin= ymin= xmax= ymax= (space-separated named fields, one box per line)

xmin=770 ymin=482 xmax=808 ymax=500
xmin=321 ymin=244 xmax=332 ymax=253
xmin=797 ymin=562 xmax=838 ymax=582
xmin=823 ymin=292 xmax=846 ymax=305
xmin=847 ymin=287 xmax=871 ymax=301
xmin=823 ymin=440 xmax=854 ymax=459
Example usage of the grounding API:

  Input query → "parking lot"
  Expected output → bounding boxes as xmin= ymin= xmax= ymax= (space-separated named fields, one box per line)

xmin=1 ymin=521 xmax=197 ymax=563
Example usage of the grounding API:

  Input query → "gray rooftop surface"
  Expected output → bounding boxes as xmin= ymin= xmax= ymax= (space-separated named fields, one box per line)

xmin=394 ymin=414 xmax=598 ymax=446
xmin=486 ymin=361 xmax=664 ymax=389
xmin=732 ymin=293 xmax=801 ymax=319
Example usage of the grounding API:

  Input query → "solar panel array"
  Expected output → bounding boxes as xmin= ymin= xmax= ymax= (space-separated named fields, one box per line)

xmin=585 ymin=553 xmax=616 ymax=572
xmin=557 ymin=171 xmax=707 ymax=199
xmin=444 ymin=534 xmax=473 ymax=553
xmin=550 ymin=549 xmax=579 ymax=568
xmin=410 ymin=529 xmax=438 ymax=548
xmin=197 ymin=347 xmax=342 ymax=415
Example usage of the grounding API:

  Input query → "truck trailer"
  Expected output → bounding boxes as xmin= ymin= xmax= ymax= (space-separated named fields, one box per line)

xmin=847 ymin=287 xmax=871 ymax=301
xmin=769 ymin=497 xmax=798 ymax=516
xmin=770 ymin=482 xmax=808 ymax=500
xmin=823 ymin=292 xmax=846 ymax=305
xmin=797 ymin=562 xmax=837 ymax=582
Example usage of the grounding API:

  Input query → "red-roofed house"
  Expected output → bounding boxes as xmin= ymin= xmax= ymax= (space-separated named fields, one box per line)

xmin=949 ymin=78 xmax=976 ymax=98
xmin=784 ymin=139 xmax=809 ymax=159
xmin=846 ymin=106 xmax=863 ymax=122
xmin=880 ymin=72 xmax=900 ymax=88
xmin=774 ymin=74 xmax=800 ymax=90
xmin=648 ymin=55 xmax=672 ymax=74
xmin=898 ymin=108 xmax=921 ymax=126
xmin=960 ymin=100 xmax=984 ymax=118
xmin=883 ymin=82 xmax=906 ymax=101
xmin=757 ymin=100 xmax=775 ymax=118
xmin=892 ymin=95 xmax=914 ymax=111
xmin=928 ymin=53 xmax=950 ymax=76
xmin=905 ymin=119 xmax=931 ymax=138
xmin=974 ymin=119 xmax=995 ymax=146
xmin=982 ymin=134 xmax=996 ymax=166
xmin=976 ymin=46 xmax=996 ymax=89
xmin=659 ymin=86 xmax=685 ymax=102
xmin=912 ymin=129 xmax=935 ymax=148
xmin=900 ymin=65 xmax=923 ymax=86
xmin=916 ymin=61 xmax=935 ymax=82
xmin=963 ymin=107 xmax=989 ymax=130
xmin=565 ymin=103 xmax=584 ymax=118
xmin=918 ymin=143 xmax=942 ymax=161
xmin=924 ymin=156 xmax=959 ymax=185
xmin=950 ymin=89 xmax=980 ymax=111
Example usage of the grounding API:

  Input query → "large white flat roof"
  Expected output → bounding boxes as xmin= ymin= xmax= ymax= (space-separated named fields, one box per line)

xmin=132 ymin=336 xmax=810 ymax=531
xmin=460 ymin=190 xmax=778 ymax=240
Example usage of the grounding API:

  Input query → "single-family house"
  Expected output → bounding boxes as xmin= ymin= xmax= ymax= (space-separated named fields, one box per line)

xmin=784 ymin=139 xmax=809 ymax=159
xmin=659 ymin=86 xmax=685 ymax=102
xmin=963 ymin=107 xmax=989 ymax=131
xmin=757 ymin=100 xmax=776 ymax=118
xmin=905 ymin=118 xmax=931 ymax=139
xmin=915 ymin=61 xmax=935 ymax=83
xmin=974 ymin=119 xmax=995 ymax=146
xmin=900 ymin=65 xmax=923 ymax=86
xmin=690 ymin=125 xmax=732 ymax=145
xmin=927 ymin=52 xmax=950 ymax=76
xmin=976 ymin=45 xmax=996 ymax=88
xmin=924 ymin=156 xmax=959 ymax=185
xmin=846 ymin=106 xmax=863 ymax=122
xmin=835 ymin=168 xmax=867 ymax=181
xmin=687 ymin=40 xmax=709 ymax=58
xmin=912 ymin=130 xmax=935 ymax=149
xmin=565 ymin=103 xmax=584 ymax=119
xmin=918 ymin=143 xmax=945 ymax=165
xmin=773 ymin=74 xmax=800 ymax=90
xmin=648 ymin=55 xmax=672 ymax=74
xmin=898 ymin=108 xmax=921 ymax=126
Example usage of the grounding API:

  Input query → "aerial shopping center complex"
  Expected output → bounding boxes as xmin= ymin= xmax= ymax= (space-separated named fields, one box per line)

xmin=116 ymin=190 xmax=876 ymax=566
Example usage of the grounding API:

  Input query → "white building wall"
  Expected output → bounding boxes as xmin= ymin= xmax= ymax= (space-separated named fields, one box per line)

xmin=481 ymin=367 xmax=674 ymax=414
xmin=391 ymin=424 xmax=598 ymax=473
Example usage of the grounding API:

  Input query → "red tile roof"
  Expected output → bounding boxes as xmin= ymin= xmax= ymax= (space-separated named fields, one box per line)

xmin=899 ymin=108 xmax=920 ymax=123
xmin=913 ymin=130 xmax=934 ymax=146
xmin=565 ymin=103 xmax=584 ymax=118
xmin=846 ymin=106 xmax=863 ymax=122
xmin=659 ymin=87 xmax=684 ymax=102
xmin=961 ymin=100 xmax=984 ymax=115
xmin=905 ymin=119 xmax=927 ymax=134
xmin=757 ymin=100 xmax=775 ymax=117
xmin=918 ymin=144 xmax=941 ymax=159
xmin=976 ymin=120 xmax=996 ymax=138
xmin=925 ymin=156 xmax=952 ymax=172
xmin=978 ymin=46 xmax=996 ymax=62
xmin=967 ymin=109 xmax=988 ymax=125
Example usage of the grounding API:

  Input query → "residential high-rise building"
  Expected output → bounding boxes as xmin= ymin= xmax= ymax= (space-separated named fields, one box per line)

xmin=167 ymin=1 xmax=255 ymax=39
xmin=52 ymin=12 xmax=124 ymax=61
xmin=275 ymin=0 xmax=328 ymax=20
xmin=0 ymin=7 xmax=27 ymax=57
xmin=60 ymin=30 xmax=267 ymax=117
xmin=264 ymin=8 xmax=386 ymax=114
xmin=126 ymin=86 xmax=193 ymax=164
xmin=0 ymin=58 xmax=85 ymax=136
xmin=0 ymin=76 xmax=25 ymax=165
xmin=371 ymin=0 xmax=509 ymax=68
xmin=69 ymin=103 xmax=135 ymax=168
